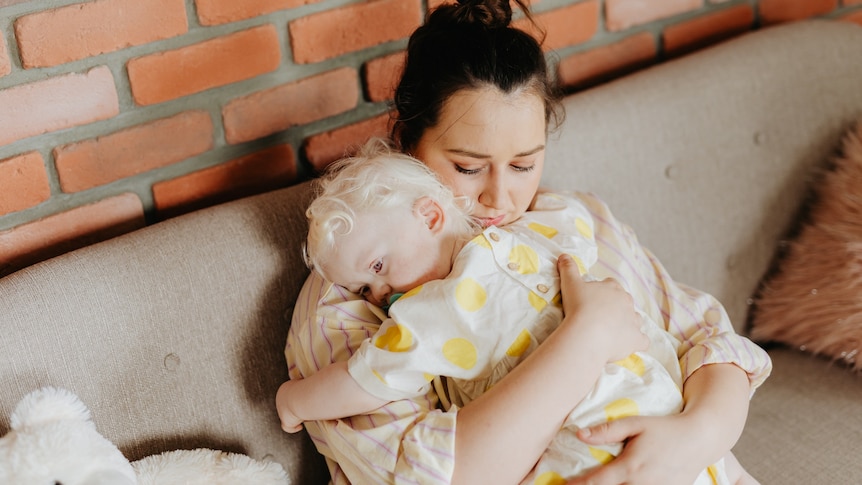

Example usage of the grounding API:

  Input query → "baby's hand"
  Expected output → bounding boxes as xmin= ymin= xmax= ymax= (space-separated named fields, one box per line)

xmin=276 ymin=380 xmax=304 ymax=433
xmin=557 ymin=254 xmax=648 ymax=363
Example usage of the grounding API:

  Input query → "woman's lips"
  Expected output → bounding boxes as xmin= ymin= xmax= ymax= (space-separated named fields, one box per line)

xmin=476 ymin=214 xmax=505 ymax=228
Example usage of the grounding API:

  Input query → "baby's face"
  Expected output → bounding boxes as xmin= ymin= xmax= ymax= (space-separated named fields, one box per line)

xmin=320 ymin=205 xmax=453 ymax=307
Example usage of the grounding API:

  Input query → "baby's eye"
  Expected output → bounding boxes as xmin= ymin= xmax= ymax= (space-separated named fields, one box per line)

xmin=372 ymin=259 xmax=383 ymax=273
xmin=358 ymin=286 xmax=369 ymax=296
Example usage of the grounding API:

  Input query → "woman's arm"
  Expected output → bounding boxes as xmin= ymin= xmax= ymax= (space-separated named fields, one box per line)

xmin=562 ymin=193 xmax=771 ymax=485
xmin=451 ymin=254 xmax=648 ymax=484
xmin=287 ymin=263 xmax=647 ymax=485
xmin=566 ymin=363 xmax=751 ymax=485
xmin=276 ymin=361 xmax=389 ymax=433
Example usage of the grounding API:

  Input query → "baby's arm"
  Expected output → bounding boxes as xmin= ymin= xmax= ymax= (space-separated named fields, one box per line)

xmin=276 ymin=360 xmax=390 ymax=433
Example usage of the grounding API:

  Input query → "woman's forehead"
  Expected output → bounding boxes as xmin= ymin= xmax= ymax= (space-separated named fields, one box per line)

xmin=432 ymin=87 xmax=546 ymax=148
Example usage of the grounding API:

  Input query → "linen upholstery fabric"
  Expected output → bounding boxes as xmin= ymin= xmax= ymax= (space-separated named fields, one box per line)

xmin=2 ymin=20 xmax=862 ymax=484
xmin=1 ymin=186 xmax=329 ymax=484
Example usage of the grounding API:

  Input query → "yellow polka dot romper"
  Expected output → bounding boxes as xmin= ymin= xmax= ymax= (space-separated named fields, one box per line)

xmin=347 ymin=192 xmax=729 ymax=484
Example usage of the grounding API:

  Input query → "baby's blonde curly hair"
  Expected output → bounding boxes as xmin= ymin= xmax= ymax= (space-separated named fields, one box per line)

xmin=304 ymin=138 xmax=477 ymax=276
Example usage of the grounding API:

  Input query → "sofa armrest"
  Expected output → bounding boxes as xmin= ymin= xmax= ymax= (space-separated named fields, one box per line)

xmin=0 ymin=181 xmax=329 ymax=483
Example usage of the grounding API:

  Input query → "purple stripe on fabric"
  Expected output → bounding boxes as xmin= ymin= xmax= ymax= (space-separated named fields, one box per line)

xmin=594 ymin=231 xmax=703 ymax=349
xmin=404 ymin=453 xmax=450 ymax=483
xmin=319 ymin=318 xmax=338 ymax=366
xmin=341 ymin=423 xmax=398 ymax=460
xmin=409 ymin=422 xmax=456 ymax=460
xmin=306 ymin=312 xmax=323 ymax=372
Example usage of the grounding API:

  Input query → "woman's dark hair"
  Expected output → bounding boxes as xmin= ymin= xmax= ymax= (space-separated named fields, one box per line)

xmin=391 ymin=0 xmax=563 ymax=153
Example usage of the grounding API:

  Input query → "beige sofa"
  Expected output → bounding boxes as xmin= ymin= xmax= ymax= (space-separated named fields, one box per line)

xmin=3 ymin=20 xmax=862 ymax=484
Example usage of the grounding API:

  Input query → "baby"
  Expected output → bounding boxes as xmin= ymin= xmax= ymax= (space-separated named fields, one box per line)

xmin=277 ymin=139 xmax=747 ymax=484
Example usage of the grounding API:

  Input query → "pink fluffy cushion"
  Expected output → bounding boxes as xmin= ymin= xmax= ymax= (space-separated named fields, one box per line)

xmin=750 ymin=121 xmax=862 ymax=370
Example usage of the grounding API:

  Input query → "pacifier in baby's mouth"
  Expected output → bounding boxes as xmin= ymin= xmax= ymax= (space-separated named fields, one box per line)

xmin=381 ymin=292 xmax=404 ymax=314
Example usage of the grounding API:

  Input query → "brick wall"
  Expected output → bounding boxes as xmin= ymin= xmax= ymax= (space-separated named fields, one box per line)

xmin=1 ymin=0 xmax=860 ymax=276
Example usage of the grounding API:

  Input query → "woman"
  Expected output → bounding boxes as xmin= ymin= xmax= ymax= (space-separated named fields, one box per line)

xmin=284 ymin=1 xmax=771 ymax=484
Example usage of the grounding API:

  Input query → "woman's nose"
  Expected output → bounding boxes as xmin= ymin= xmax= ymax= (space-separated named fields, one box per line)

xmin=478 ymin=173 xmax=506 ymax=209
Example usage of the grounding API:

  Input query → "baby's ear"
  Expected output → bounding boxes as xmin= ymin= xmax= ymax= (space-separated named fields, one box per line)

xmin=414 ymin=196 xmax=445 ymax=233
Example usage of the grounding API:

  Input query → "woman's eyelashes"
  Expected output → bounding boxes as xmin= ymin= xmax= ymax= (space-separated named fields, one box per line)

xmin=454 ymin=164 xmax=481 ymax=175
xmin=453 ymin=162 xmax=536 ymax=175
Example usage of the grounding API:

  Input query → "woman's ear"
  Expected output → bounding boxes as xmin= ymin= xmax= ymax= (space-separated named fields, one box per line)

xmin=414 ymin=197 xmax=445 ymax=234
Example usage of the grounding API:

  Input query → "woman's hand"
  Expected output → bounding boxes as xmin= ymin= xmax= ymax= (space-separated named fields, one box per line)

xmin=566 ymin=414 xmax=705 ymax=485
xmin=557 ymin=254 xmax=648 ymax=363
xmin=565 ymin=363 xmax=753 ymax=485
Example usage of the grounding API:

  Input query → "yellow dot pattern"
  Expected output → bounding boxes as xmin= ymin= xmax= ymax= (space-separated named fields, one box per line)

xmin=443 ymin=338 xmax=478 ymax=370
xmin=613 ymin=353 xmax=646 ymax=377
xmin=528 ymin=290 xmax=547 ymax=313
xmin=575 ymin=217 xmax=593 ymax=240
xmin=589 ymin=446 xmax=615 ymax=464
xmin=567 ymin=253 xmax=588 ymax=275
xmin=455 ymin=278 xmax=487 ymax=312
xmin=471 ymin=234 xmax=492 ymax=249
xmin=373 ymin=324 xmax=413 ymax=352
xmin=509 ymin=244 xmax=539 ymax=274
xmin=528 ymin=222 xmax=558 ymax=239
xmin=400 ymin=285 xmax=423 ymax=300
xmin=604 ymin=397 xmax=639 ymax=422
xmin=551 ymin=292 xmax=562 ymax=308
xmin=506 ymin=329 xmax=532 ymax=357
xmin=533 ymin=471 xmax=567 ymax=485
xmin=707 ymin=464 xmax=720 ymax=484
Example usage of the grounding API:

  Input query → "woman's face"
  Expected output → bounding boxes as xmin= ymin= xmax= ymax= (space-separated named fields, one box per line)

xmin=413 ymin=86 xmax=547 ymax=227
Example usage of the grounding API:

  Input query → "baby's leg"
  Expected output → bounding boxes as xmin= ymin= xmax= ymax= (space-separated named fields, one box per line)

xmin=723 ymin=450 xmax=761 ymax=485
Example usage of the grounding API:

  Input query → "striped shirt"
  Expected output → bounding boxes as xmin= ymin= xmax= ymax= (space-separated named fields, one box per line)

xmin=284 ymin=190 xmax=772 ymax=484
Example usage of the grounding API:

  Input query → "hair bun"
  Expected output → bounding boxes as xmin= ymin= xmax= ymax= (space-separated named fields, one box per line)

xmin=452 ymin=0 xmax=512 ymax=28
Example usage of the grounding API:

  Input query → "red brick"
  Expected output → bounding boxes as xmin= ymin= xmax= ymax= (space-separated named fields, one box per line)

xmin=0 ymin=31 xmax=10 ymax=77
xmin=606 ymin=0 xmax=701 ymax=31
xmin=663 ymin=5 xmax=754 ymax=57
xmin=153 ymin=144 xmax=297 ymax=219
xmin=304 ymin=114 xmax=391 ymax=171
xmin=223 ymin=67 xmax=359 ymax=144
xmin=365 ymin=52 xmax=405 ymax=102
xmin=128 ymin=25 xmax=281 ymax=106
xmin=759 ymin=0 xmax=838 ymax=24
xmin=427 ymin=0 xmax=539 ymax=11
xmin=557 ymin=32 xmax=656 ymax=91
xmin=196 ymin=0 xmax=322 ymax=26
xmin=289 ymin=0 xmax=422 ymax=64
xmin=516 ymin=1 xmax=599 ymax=51
xmin=15 ymin=0 xmax=187 ymax=69
xmin=55 ymin=111 xmax=214 ymax=193
xmin=0 ymin=193 xmax=144 ymax=277
xmin=843 ymin=9 xmax=862 ymax=24
xmin=0 ymin=66 xmax=119 ymax=146
xmin=0 ymin=152 xmax=51 ymax=216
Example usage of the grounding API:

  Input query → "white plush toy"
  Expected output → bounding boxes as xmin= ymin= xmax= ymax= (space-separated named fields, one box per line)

xmin=0 ymin=387 xmax=290 ymax=485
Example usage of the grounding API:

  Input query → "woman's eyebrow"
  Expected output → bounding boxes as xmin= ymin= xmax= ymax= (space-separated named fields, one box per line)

xmin=446 ymin=144 xmax=545 ymax=159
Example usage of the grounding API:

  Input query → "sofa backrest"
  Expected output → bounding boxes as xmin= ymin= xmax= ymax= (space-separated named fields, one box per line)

xmin=543 ymin=20 xmax=862 ymax=332
xmin=2 ymin=20 xmax=861 ymax=483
